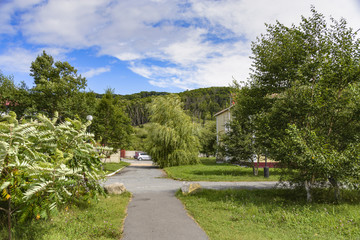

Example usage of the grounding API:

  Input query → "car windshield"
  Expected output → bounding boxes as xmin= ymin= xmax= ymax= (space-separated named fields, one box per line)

xmin=142 ymin=153 xmax=148 ymax=155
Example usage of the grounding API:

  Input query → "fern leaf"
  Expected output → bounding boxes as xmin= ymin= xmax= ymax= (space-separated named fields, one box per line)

xmin=0 ymin=182 xmax=10 ymax=191
xmin=23 ymin=181 xmax=52 ymax=199
xmin=62 ymin=186 xmax=72 ymax=196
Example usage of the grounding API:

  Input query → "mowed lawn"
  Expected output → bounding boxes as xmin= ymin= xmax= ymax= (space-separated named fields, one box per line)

xmin=164 ymin=158 xmax=281 ymax=181
xmin=177 ymin=188 xmax=360 ymax=240
xmin=103 ymin=161 xmax=130 ymax=174
xmin=0 ymin=193 xmax=131 ymax=240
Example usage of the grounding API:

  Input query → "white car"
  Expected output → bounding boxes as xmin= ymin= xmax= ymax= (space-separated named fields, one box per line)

xmin=138 ymin=152 xmax=151 ymax=161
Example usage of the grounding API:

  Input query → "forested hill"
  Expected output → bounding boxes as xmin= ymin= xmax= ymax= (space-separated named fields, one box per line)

xmin=120 ymin=91 xmax=169 ymax=100
xmin=115 ymin=87 xmax=232 ymax=126
xmin=95 ymin=91 xmax=169 ymax=100
xmin=179 ymin=87 xmax=232 ymax=122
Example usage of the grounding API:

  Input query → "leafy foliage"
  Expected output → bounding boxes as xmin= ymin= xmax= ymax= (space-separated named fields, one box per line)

xmin=95 ymin=91 xmax=169 ymax=126
xmin=92 ymin=89 xmax=133 ymax=151
xmin=229 ymin=8 xmax=360 ymax=201
xmin=124 ymin=97 xmax=153 ymax=126
xmin=197 ymin=121 xmax=217 ymax=157
xmin=0 ymin=112 xmax=106 ymax=239
xmin=111 ymin=87 xmax=232 ymax=127
xmin=0 ymin=72 xmax=31 ymax=118
xmin=29 ymin=51 xmax=91 ymax=120
xmin=146 ymin=95 xmax=200 ymax=168
xmin=129 ymin=124 xmax=150 ymax=151
xmin=179 ymin=87 xmax=232 ymax=122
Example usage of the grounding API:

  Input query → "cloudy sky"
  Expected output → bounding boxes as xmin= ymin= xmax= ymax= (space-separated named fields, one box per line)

xmin=1 ymin=0 xmax=360 ymax=94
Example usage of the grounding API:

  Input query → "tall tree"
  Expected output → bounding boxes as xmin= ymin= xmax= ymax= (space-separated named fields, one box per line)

xmin=146 ymin=95 xmax=200 ymax=168
xmin=30 ymin=51 xmax=87 ymax=119
xmin=0 ymin=72 xmax=31 ymax=118
xmin=128 ymin=124 xmax=150 ymax=151
xmin=220 ymin=83 xmax=269 ymax=175
xmin=125 ymin=98 xmax=151 ymax=126
xmin=92 ymin=89 xmax=133 ymax=150
xmin=242 ymin=7 xmax=360 ymax=201
xmin=198 ymin=120 xmax=217 ymax=157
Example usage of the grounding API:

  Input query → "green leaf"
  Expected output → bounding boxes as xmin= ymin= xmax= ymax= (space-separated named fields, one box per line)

xmin=0 ymin=182 xmax=10 ymax=191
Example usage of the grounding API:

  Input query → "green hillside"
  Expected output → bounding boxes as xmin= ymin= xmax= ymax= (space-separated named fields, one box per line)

xmin=116 ymin=87 xmax=232 ymax=126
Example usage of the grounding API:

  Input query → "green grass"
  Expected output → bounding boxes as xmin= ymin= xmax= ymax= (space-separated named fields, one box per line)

xmin=164 ymin=158 xmax=281 ymax=181
xmin=177 ymin=188 xmax=360 ymax=240
xmin=103 ymin=161 xmax=130 ymax=174
xmin=0 ymin=192 xmax=131 ymax=240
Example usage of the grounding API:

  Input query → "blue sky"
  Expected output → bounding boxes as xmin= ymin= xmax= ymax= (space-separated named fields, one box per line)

xmin=1 ymin=0 xmax=360 ymax=94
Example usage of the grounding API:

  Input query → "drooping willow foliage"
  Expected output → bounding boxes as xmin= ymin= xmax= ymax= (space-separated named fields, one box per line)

xmin=0 ymin=112 xmax=106 ymax=239
xmin=146 ymin=95 xmax=200 ymax=168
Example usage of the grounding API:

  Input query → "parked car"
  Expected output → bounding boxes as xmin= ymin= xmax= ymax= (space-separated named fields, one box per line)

xmin=138 ymin=152 xmax=151 ymax=161
xmin=134 ymin=151 xmax=142 ymax=159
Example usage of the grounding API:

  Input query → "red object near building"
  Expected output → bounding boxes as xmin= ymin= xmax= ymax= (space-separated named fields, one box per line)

xmin=254 ymin=162 xmax=279 ymax=168
xmin=120 ymin=149 xmax=126 ymax=158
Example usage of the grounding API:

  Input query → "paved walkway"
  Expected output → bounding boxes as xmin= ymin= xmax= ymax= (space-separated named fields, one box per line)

xmin=104 ymin=160 xmax=277 ymax=240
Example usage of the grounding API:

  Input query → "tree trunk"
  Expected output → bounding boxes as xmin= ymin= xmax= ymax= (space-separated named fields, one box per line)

xmin=252 ymin=165 xmax=258 ymax=176
xmin=329 ymin=177 xmax=340 ymax=203
xmin=7 ymin=197 xmax=11 ymax=240
xmin=304 ymin=180 xmax=312 ymax=203
xmin=252 ymin=155 xmax=258 ymax=176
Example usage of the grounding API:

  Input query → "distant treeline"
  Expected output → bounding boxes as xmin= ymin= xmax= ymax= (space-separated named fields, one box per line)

xmin=179 ymin=87 xmax=232 ymax=123
xmin=96 ymin=87 xmax=232 ymax=126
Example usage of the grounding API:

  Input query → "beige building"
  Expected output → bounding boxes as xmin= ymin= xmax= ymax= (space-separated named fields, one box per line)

xmin=214 ymin=106 xmax=233 ymax=161
xmin=214 ymin=106 xmax=232 ymax=142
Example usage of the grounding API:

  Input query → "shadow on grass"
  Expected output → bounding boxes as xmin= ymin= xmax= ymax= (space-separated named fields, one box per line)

xmin=177 ymin=186 xmax=360 ymax=239
xmin=1 ymin=222 xmax=49 ymax=240
xmin=0 ymin=199 xmax=94 ymax=240
xmin=180 ymin=187 xmax=360 ymax=206
xmin=190 ymin=168 xmax=283 ymax=177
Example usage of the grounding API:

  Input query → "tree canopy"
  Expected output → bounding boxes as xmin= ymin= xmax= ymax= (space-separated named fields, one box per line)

xmin=146 ymin=95 xmax=200 ymax=168
xmin=0 ymin=72 xmax=31 ymax=118
xmin=92 ymin=89 xmax=133 ymax=151
xmin=106 ymin=87 xmax=232 ymax=127
xmin=0 ymin=112 xmax=106 ymax=238
xmin=30 ymin=51 xmax=88 ymax=119
xmin=228 ymin=8 xmax=360 ymax=202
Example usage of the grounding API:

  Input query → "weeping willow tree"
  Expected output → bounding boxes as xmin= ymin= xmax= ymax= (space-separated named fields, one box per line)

xmin=0 ymin=112 xmax=105 ymax=240
xmin=146 ymin=95 xmax=200 ymax=168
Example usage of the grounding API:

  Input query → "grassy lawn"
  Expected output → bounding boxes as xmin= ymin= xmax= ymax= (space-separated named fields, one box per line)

xmin=102 ymin=161 xmax=130 ymax=174
xmin=0 ymin=193 xmax=131 ymax=240
xmin=164 ymin=158 xmax=281 ymax=182
xmin=177 ymin=188 xmax=360 ymax=240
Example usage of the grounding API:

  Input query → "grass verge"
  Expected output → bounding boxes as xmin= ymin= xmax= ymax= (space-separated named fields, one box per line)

xmin=103 ymin=161 xmax=130 ymax=174
xmin=164 ymin=158 xmax=281 ymax=182
xmin=0 ymin=192 xmax=131 ymax=240
xmin=177 ymin=188 xmax=360 ymax=240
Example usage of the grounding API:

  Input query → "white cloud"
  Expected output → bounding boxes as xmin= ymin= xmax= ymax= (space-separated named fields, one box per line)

xmin=0 ymin=4 xmax=16 ymax=35
xmin=20 ymin=0 xmax=110 ymax=48
xmin=0 ymin=0 xmax=43 ymax=34
xmin=1 ymin=0 xmax=360 ymax=90
xmin=0 ymin=47 xmax=39 ymax=73
xmin=0 ymin=46 xmax=69 ymax=73
xmin=82 ymin=67 xmax=111 ymax=79
xmin=161 ymin=29 xmax=212 ymax=66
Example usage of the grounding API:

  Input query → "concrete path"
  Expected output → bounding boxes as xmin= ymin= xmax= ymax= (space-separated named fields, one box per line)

xmin=104 ymin=160 xmax=277 ymax=240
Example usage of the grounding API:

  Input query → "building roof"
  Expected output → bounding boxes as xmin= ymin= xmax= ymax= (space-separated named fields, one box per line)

xmin=214 ymin=105 xmax=233 ymax=117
